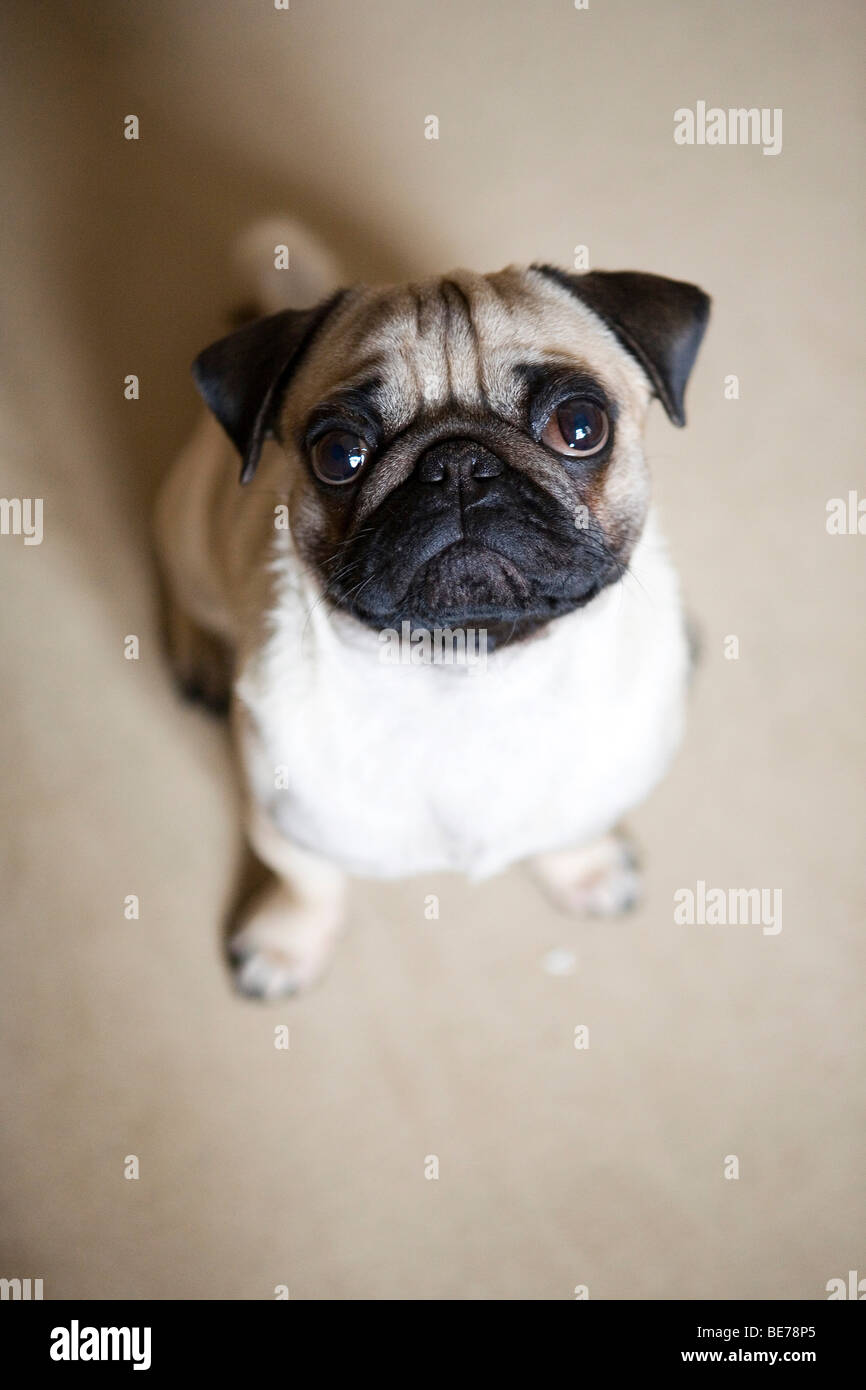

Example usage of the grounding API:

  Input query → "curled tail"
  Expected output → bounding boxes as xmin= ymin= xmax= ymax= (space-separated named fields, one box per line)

xmin=232 ymin=217 xmax=344 ymax=316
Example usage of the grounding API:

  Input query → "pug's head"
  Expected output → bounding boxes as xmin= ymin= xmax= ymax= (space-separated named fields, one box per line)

xmin=193 ymin=265 xmax=709 ymax=648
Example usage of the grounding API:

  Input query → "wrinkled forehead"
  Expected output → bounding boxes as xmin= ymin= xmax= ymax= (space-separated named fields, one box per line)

xmin=283 ymin=266 xmax=650 ymax=432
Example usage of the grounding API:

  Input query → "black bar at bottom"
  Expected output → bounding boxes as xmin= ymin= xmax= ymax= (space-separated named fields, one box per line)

xmin=2 ymin=1298 xmax=861 ymax=1374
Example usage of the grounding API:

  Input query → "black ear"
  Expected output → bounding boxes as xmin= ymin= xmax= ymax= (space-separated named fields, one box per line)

xmin=191 ymin=292 xmax=344 ymax=482
xmin=533 ymin=266 xmax=710 ymax=426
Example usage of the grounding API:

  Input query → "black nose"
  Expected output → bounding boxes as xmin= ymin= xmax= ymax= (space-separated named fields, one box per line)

xmin=415 ymin=438 xmax=504 ymax=486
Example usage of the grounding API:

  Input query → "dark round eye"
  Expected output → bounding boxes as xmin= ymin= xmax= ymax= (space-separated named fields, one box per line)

xmin=310 ymin=431 xmax=371 ymax=485
xmin=541 ymin=398 xmax=610 ymax=457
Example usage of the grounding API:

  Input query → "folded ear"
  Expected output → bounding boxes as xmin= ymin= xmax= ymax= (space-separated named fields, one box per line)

xmin=533 ymin=266 xmax=710 ymax=426
xmin=191 ymin=292 xmax=344 ymax=482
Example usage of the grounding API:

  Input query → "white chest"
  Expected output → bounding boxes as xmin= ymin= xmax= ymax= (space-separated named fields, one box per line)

xmin=236 ymin=523 xmax=689 ymax=879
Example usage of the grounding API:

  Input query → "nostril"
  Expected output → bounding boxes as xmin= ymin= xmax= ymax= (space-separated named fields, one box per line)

xmin=471 ymin=450 xmax=503 ymax=480
xmin=417 ymin=454 xmax=447 ymax=484
xmin=416 ymin=439 xmax=505 ymax=485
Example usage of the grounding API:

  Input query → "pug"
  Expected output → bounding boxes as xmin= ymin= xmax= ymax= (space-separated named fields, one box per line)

xmin=155 ymin=223 xmax=709 ymax=999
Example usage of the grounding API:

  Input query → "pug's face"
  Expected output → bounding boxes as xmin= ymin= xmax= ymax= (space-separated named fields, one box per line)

xmin=194 ymin=265 xmax=709 ymax=647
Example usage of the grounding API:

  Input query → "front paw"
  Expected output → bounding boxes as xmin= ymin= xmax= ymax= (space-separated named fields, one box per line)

xmin=530 ymin=833 xmax=641 ymax=917
xmin=228 ymin=883 xmax=343 ymax=1000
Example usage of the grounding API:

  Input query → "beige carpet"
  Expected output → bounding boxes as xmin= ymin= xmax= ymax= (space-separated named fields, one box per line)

xmin=1 ymin=0 xmax=863 ymax=1299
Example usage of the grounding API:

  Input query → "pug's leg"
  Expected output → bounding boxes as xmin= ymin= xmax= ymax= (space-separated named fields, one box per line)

xmin=161 ymin=587 xmax=233 ymax=715
xmin=229 ymin=804 xmax=347 ymax=1000
xmin=529 ymin=832 xmax=641 ymax=916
